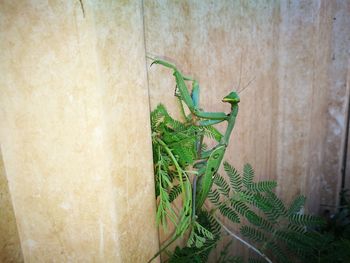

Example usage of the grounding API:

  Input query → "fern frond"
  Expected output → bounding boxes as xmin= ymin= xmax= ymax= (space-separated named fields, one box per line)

xmin=169 ymin=185 xmax=182 ymax=203
xmin=266 ymin=191 xmax=286 ymax=219
xmin=243 ymin=163 xmax=254 ymax=188
xmin=151 ymin=103 xmax=167 ymax=129
xmin=195 ymin=221 xmax=215 ymax=240
xmin=242 ymin=192 xmax=274 ymax=214
xmin=274 ymin=230 xmax=311 ymax=252
xmin=247 ymin=181 xmax=277 ymax=192
xmin=288 ymin=214 xmax=325 ymax=227
xmin=205 ymin=211 xmax=221 ymax=237
xmin=231 ymin=200 xmax=250 ymax=217
xmin=224 ymin=161 xmax=242 ymax=192
xmin=245 ymin=210 xmax=273 ymax=232
xmin=213 ymin=173 xmax=230 ymax=197
xmin=287 ymin=195 xmax=306 ymax=215
xmin=266 ymin=241 xmax=291 ymax=263
xmin=201 ymin=125 xmax=223 ymax=142
xmin=240 ymin=226 xmax=267 ymax=243
xmin=287 ymin=223 xmax=306 ymax=234
xmin=156 ymin=186 xmax=178 ymax=231
xmin=164 ymin=114 xmax=188 ymax=132
xmin=187 ymin=221 xmax=214 ymax=248
xmin=219 ymin=204 xmax=240 ymax=223
xmin=208 ymin=189 xmax=220 ymax=206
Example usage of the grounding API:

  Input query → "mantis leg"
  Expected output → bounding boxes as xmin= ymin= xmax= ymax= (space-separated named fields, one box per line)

xmin=191 ymin=80 xmax=200 ymax=109
xmin=199 ymin=119 xmax=226 ymax=126
xmin=151 ymin=59 xmax=228 ymax=121
xmin=196 ymin=145 xmax=226 ymax=211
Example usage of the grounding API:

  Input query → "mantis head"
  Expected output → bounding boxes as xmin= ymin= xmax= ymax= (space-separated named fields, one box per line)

xmin=222 ymin=91 xmax=240 ymax=105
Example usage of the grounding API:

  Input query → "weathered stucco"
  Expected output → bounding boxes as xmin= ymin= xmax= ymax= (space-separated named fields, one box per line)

xmin=144 ymin=0 xmax=350 ymax=259
xmin=0 ymin=1 xmax=158 ymax=262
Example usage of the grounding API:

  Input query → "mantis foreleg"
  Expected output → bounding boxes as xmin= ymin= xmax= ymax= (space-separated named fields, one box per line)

xmin=195 ymin=145 xmax=226 ymax=211
xmin=151 ymin=59 xmax=228 ymax=121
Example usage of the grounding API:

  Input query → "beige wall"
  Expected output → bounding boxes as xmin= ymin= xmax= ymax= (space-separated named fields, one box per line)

xmin=0 ymin=1 xmax=158 ymax=262
xmin=144 ymin=0 xmax=350 ymax=259
xmin=1 ymin=0 xmax=349 ymax=262
xmin=144 ymin=0 xmax=350 ymax=213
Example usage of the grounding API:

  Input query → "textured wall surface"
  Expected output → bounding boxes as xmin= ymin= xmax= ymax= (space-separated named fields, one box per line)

xmin=144 ymin=0 xmax=350 ymax=213
xmin=1 ymin=0 xmax=349 ymax=262
xmin=0 ymin=1 xmax=158 ymax=262
xmin=144 ymin=0 xmax=350 ymax=259
xmin=0 ymin=150 xmax=23 ymax=262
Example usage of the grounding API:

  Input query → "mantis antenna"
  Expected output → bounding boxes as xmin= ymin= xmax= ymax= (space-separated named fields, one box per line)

xmin=237 ymin=76 xmax=256 ymax=95
xmin=235 ymin=52 xmax=256 ymax=95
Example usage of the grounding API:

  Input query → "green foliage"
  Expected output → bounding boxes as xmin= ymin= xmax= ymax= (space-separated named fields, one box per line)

xmin=149 ymin=58 xmax=336 ymax=263
xmin=219 ymin=204 xmax=240 ymax=223
xmin=224 ymin=162 xmax=242 ymax=192
xmin=213 ymin=173 xmax=230 ymax=198
xmin=151 ymin=102 xmax=225 ymax=260
xmin=217 ymin=240 xmax=244 ymax=263
xmin=169 ymin=211 xmax=221 ymax=263
xmin=209 ymin=164 xmax=327 ymax=263
xmin=151 ymin=97 xmax=329 ymax=263
xmin=151 ymin=97 xmax=331 ymax=263
xmin=308 ymin=190 xmax=350 ymax=263
xmin=287 ymin=195 xmax=306 ymax=215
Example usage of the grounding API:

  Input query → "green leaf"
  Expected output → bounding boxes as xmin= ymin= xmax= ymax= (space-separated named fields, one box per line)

xmin=231 ymin=200 xmax=250 ymax=217
xmin=213 ymin=173 xmax=230 ymax=197
xmin=247 ymin=181 xmax=277 ymax=192
xmin=208 ymin=189 xmax=220 ymax=205
xmin=245 ymin=210 xmax=273 ymax=232
xmin=202 ymin=125 xmax=223 ymax=142
xmin=288 ymin=214 xmax=326 ymax=227
xmin=169 ymin=185 xmax=182 ymax=203
xmin=266 ymin=241 xmax=291 ymax=263
xmin=287 ymin=195 xmax=306 ymax=215
xmin=224 ymin=161 xmax=242 ymax=192
xmin=219 ymin=204 xmax=240 ymax=223
xmin=240 ymin=226 xmax=267 ymax=243
xmin=266 ymin=191 xmax=287 ymax=220
xmin=243 ymin=163 xmax=254 ymax=188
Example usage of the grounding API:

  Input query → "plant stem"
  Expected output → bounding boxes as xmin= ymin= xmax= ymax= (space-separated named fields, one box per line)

xmin=147 ymin=233 xmax=180 ymax=263
xmin=213 ymin=215 xmax=273 ymax=263
xmin=156 ymin=138 xmax=188 ymax=199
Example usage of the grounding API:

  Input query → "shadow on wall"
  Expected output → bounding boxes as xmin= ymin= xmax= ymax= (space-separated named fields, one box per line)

xmin=0 ymin=149 xmax=24 ymax=262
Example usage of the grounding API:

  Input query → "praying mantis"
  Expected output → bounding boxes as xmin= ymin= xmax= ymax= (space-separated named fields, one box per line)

xmin=148 ymin=58 xmax=240 ymax=262
xmin=150 ymin=58 xmax=240 ymax=213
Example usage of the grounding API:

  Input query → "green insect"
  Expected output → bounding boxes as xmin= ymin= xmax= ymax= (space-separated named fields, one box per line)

xmin=148 ymin=58 xmax=240 ymax=262
xmin=150 ymin=59 xmax=240 ymax=213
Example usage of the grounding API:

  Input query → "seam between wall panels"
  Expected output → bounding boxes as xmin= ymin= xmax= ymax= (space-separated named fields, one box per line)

xmin=140 ymin=0 xmax=161 ymax=255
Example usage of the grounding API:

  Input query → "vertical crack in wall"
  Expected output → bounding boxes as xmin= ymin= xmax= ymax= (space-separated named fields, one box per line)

xmin=0 ymin=148 xmax=24 ymax=262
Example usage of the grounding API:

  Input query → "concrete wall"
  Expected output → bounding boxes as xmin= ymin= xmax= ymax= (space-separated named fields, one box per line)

xmin=0 ymin=1 xmax=158 ymax=262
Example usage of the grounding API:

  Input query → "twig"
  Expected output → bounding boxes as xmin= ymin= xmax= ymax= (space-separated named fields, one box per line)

xmin=213 ymin=215 xmax=273 ymax=263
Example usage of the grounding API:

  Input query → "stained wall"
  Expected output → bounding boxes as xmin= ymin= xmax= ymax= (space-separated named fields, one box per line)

xmin=0 ymin=1 xmax=158 ymax=262
xmin=144 ymin=0 xmax=350 ymax=259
